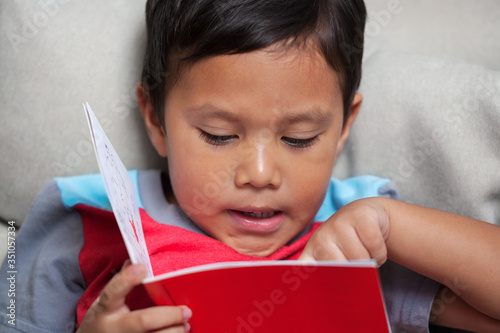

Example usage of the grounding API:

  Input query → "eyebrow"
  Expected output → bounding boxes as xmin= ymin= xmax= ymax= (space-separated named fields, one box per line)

xmin=186 ymin=104 xmax=239 ymax=121
xmin=276 ymin=108 xmax=333 ymax=128
xmin=187 ymin=104 xmax=333 ymax=127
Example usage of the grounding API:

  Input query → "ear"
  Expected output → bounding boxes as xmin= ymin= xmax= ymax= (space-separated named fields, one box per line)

xmin=335 ymin=92 xmax=362 ymax=158
xmin=136 ymin=82 xmax=168 ymax=157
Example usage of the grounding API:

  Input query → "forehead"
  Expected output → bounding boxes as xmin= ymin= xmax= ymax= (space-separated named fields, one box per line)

xmin=166 ymin=45 xmax=343 ymax=121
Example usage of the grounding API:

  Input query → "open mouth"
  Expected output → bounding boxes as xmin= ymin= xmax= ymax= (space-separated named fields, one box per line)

xmin=228 ymin=209 xmax=284 ymax=233
xmin=239 ymin=211 xmax=279 ymax=219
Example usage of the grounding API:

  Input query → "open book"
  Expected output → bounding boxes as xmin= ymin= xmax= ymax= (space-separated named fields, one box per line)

xmin=84 ymin=102 xmax=391 ymax=332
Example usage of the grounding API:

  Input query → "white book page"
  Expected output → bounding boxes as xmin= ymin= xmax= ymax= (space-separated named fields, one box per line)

xmin=146 ymin=259 xmax=377 ymax=283
xmin=84 ymin=102 xmax=154 ymax=279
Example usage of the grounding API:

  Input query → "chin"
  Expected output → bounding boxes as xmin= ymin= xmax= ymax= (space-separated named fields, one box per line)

xmin=229 ymin=239 xmax=282 ymax=258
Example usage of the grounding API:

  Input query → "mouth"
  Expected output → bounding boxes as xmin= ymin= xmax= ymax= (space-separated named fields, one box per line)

xmin=228 ymin=209 xmax=284 ymax=233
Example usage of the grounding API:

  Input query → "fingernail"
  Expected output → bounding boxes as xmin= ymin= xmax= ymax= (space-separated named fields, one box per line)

xmin=122 ymin=259 xmax=131 ymax=268
xmin=128 ymin=265 xmax=144 ymax=277
xmin=184 ymin=322 xmax=191 ymax=332
xmin=183 ymin=307 xmax=192 ymax=319
xmin=299 ymin=254 xmax=315 ymax=263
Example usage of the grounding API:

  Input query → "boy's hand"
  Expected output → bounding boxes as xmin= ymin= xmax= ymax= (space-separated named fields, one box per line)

xmin=299 ymin=198 xmax=390 ymax=266
xmin=77 ymin=261 xmax=192 ymax=333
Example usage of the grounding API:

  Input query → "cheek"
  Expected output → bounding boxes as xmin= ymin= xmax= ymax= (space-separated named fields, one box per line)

xmin=167 ymin=140 xmax=230 ymax=217
xmin=166 ymin=130 xmax=205 ymax=205
xmin=169 ymin=151 xmax=206 ymax=198
xmin=291 ymin=165 xmax=331 ymax=203
xmin=286 ymin=145 xmax=337 ymax=213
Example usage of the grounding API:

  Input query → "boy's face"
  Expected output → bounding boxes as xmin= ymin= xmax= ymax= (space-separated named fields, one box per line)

xmin=140 ymin=45 xmax=361 ymax=257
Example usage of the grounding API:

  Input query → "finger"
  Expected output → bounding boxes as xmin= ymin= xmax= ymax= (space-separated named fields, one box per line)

xmin=122 ymin=259 xmax=131 ymax=268
xmin=337 ymin=227 xmax=371 ymax=261
xmin=299 ymin=233 xmax=348 ymax=261
xmin=120 ymin=306 xmax=192 ymax=332
xmin=98 ymin=263 xmax=147 ymax=312
xmin=357 ymin=220 xmax=387 ymax=266
xmin=152 ymin=323 xmax=190 ymax=333
xmin=313 ymin=242 xmax=347 ymax=261
xmin=297 ymin=251 xmax=316 ymax=262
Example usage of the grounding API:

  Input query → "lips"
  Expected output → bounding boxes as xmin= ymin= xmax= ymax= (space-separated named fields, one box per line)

xmin=228 ymin=209 xmax=284 ymax=233
xmin=239 ymin=211 xmax=277 ymax=219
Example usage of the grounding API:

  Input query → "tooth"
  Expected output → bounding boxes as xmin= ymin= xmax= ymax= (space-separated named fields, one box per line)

xmin=242 ymin=211 xmax=275 ymax=218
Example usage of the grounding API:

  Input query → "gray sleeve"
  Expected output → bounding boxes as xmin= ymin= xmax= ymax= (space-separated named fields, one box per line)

xmin=378 ymin=181 xmax=400 ymax=200
xmin=0 ymin=180 xmax=86 ymax=333
xmin=380 ymin=260 xmax=441 ymax=333
xmin=378 ymin=182 xmax=442 ymax=331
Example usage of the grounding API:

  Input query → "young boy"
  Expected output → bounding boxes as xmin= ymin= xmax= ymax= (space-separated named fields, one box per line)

xmin=2 ymin=0 xmax=500 ymax=332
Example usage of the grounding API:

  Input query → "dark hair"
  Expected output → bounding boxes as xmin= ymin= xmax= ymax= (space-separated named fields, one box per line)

xmin=141 ymin=0 xmax=366 ymax=126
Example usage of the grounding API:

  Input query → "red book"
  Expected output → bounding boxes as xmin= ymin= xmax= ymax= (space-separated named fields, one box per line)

xmin=144 ymin=261 xmax=391 ymax=332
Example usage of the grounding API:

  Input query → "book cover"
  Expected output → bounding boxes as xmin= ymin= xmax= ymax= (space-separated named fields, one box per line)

xmin=145 ymin=260 xmax=390 ymax=332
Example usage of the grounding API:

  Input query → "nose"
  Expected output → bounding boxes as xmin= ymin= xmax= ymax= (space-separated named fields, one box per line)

xmin=234 ymin=142 xmax=281 ymax=189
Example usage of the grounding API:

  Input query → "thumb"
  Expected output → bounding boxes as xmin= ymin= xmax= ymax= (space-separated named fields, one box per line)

xmin=98 ymin=263 xmax=146 ymax=312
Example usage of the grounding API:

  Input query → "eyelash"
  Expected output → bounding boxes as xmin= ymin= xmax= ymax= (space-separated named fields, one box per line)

xmin=281 ymin=136 xmax=319 ymax=149
xmin=199 ymin=130 xmax=319 ymax=149
xmin=199 ymin=130 xmax=237 ymax=146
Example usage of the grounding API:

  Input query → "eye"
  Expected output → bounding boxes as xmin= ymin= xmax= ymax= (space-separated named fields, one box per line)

xmin=281 ymin=136 xmax=319 ymax=149
xmin=199 ymin=130 xmax=238 ymax=146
